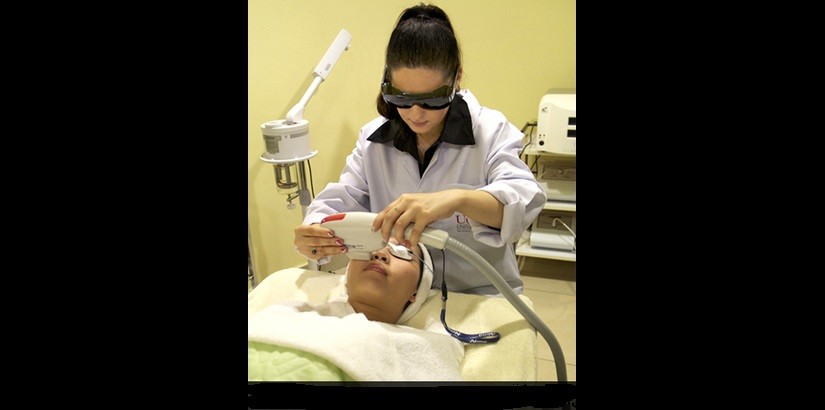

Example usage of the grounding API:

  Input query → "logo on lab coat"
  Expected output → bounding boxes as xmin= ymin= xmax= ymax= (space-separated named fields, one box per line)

xmin=455 ymin=214 xmax=472 ymax=232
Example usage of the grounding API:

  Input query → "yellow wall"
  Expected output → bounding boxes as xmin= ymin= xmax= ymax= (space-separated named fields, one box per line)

xmin=248 ymin=0 xmax=576 ymax=282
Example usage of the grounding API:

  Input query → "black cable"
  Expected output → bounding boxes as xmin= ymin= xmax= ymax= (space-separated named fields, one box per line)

xmin=518 ymin=121 xmax=538 ymax=159
xmin=440 ymin=248 xmax=445 ymax=289
xmin=519 ymin=121 xmax=536 ymax=133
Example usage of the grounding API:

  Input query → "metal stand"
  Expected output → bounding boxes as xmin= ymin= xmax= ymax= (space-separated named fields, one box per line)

xmin=260 ymin=153 xmax=320 ymax=272
xmin=248 ymin=222 xmax=257 ymax=288
xmin=296 ymin=160 xmax=320 ymax=271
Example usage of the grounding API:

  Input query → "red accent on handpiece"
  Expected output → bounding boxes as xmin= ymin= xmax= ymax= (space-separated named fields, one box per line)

xmin=320 ymin=213 xmax=346 ymax=223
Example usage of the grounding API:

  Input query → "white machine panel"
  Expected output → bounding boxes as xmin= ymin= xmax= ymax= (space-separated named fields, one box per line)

xmin=536 ymin=89 xmax=576 ymax=156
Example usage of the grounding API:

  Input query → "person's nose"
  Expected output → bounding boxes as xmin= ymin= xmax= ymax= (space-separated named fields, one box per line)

xmin=409 ymin=104 xmax=427 ymax=116
xmin=371 ymin=249 xmax=390 ymax=262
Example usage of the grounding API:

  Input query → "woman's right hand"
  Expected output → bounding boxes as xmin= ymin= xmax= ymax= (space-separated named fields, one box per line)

xmin=293 ymin=224 xmax=347 ymax=260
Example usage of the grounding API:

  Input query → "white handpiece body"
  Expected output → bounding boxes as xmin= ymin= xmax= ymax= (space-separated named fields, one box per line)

xmin=320 ymin=212 xmax=449 ymax=260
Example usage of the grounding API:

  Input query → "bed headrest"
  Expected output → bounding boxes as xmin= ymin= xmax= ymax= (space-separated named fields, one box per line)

xmin=397 ymin=242 xmax=434 ymax=324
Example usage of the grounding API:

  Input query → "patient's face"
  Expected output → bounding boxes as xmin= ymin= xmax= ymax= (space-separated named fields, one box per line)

xmin=345 ymin=241 xmax=422 ymax=323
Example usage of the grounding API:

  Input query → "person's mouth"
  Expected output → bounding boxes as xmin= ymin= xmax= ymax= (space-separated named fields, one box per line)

xmin=365 ymin=262 xmax=387 ymax=275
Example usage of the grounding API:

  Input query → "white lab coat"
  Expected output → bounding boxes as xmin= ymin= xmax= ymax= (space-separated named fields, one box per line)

xmin=304 ymin=90 xmax=547 ymax=295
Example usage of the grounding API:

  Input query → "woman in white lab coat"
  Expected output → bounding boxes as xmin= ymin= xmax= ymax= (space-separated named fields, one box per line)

xmin=293 ymin=3 xmax=546 ymax=295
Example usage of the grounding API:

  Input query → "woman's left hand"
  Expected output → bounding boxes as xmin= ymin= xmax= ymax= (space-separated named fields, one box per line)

xmin=372 ymin=190 xmax=463 ymax=249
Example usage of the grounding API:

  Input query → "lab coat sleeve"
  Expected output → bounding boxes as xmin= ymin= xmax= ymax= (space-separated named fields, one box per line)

xmin=471 ymin=121 xmax=547 ymax=246
xmin=302 ymin=129 xmax=373 ymax=225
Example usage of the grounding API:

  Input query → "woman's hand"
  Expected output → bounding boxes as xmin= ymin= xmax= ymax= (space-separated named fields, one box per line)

xmin=293 ymin=224 xmax=346 ymax=260
xmin=372 ymin=190 xmax=464 ymax=249
xmin=372 ymin=189 xmax=504 ymax=249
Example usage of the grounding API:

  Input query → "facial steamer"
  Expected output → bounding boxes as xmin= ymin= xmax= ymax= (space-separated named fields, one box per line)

xmin=256 ymin=29 xmax=351 ymax=272
xmin=320 ymin=212 xmax=568 ymax=382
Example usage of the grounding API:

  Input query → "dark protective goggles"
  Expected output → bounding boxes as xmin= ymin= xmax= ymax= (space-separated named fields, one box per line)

xmin=380 ymin=68 xmax=457 ymax=110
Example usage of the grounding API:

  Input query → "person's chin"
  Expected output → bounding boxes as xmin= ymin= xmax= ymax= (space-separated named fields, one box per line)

xmin=406 ymin=120 xmax=429 ymax=131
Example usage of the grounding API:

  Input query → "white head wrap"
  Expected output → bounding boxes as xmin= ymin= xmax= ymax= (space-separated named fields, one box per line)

xmin=396 ymin=242 xmax=434 ymax=324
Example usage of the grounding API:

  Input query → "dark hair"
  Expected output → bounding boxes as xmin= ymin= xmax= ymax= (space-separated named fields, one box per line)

xmin=376 ymin=3 xmax=463 ymax=119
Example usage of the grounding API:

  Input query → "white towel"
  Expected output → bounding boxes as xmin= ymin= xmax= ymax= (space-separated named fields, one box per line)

xmin=248 ymin=304 xmax=465 ymax=381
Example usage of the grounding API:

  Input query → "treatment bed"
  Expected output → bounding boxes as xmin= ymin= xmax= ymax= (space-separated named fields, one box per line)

xmin=248 ymin=267 xmax=539 ymax=381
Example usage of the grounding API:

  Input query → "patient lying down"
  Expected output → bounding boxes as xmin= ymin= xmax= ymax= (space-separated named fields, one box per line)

xmin=247 ymin=240 xmax=464 ymax=381
xmin=289 ymin=238 xmax=434 ymax=324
